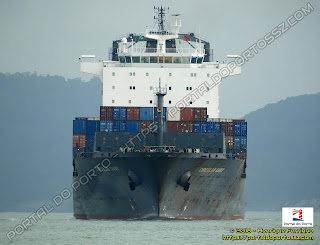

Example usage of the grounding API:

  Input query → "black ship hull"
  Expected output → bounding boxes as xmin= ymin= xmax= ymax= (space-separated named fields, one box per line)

xmin=73 ymin=152 xmax=246 ymax=220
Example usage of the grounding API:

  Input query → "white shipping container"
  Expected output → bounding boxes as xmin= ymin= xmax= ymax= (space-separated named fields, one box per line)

xmin=167 ymin=107 xmax=181 ymax=121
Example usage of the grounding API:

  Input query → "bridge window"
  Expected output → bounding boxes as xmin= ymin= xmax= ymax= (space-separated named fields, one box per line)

xmin=112 ymin=72 xmax=115 ymax=76
xmin=169 ymin=87 xmax=171 ymax=90
xmin=191 ymin=57 xmax=197 ymax=63
xmin=150 ymin=56 xmax=158 ymax=63
xmin=159 ymin=57 xmax=164 ymax=63
xmin=119 ymin=56 xmax=125 ymax=63
xmin=182 ymin=57 xmax=190 ymax=64
xmin=173 ymin=57 xmax=181 ymax=63
xmin=129 ymin=86 xmax=132 ymax=90
xmin=150 ymin=86 xmax=153 ymax=90
xmin=164 ymin=57 xmax=172 ymax=63
xmin=169 ymin=100 xmax=172 ymax=104
xmin=112 ymin=86 xmax=115 ymax=90
xmin=132 ymin=56 xmax=140 ymax=63
xmin=149 ymin=100 xmax=152 ymax=104
xmin=197 ymin=57 xmax=203 ymax=64
xmin=169 ymin=73 xmax=172 ymax=77
xmin=125 ymin=56 xmax=131 ymax=63
xmin=112 ymin=100 xmax=115 ymax=103
xmin=130 ymin=72 xmax=132 ymax=76
xmin=141 ymin=57 xmax=149 ymax=63
xmin=133 ymin=86 xmax=135 ymax=90
xmin=206 ymin=101 xmax=209 ymax=104
xmin=129 ymin=100 xmax=131 ymax=104
xmin=146 ymin=72 xmax=149 ymax=76
xmin=207 ymin=73 xmax=210 ymax=77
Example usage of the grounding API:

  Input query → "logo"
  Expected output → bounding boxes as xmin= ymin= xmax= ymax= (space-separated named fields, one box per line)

xmin=292 ymin=209 xmax=303 ymax=221
xmin=282 ymin=207 xmax=313 ymax=227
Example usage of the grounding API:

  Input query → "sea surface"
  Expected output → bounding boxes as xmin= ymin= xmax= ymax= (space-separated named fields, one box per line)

xmin=0 ymin=212 xmax=318 ymax=245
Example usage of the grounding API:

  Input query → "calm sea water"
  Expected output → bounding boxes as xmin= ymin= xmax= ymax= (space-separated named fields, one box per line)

xmin=0 ymin=212 xmax=318 ymax=245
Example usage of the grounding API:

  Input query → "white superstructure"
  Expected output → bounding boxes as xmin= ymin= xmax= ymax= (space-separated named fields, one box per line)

xmin=79 ymin=8 xmax=241 ymax=118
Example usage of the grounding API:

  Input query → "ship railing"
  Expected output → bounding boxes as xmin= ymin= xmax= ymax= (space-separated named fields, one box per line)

xmin=226 ymin=153 xmax=247 ymax=160
xmin=144 ymin=146 xmax=176 ymax=153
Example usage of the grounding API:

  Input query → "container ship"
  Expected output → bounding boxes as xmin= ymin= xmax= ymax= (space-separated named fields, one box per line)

xmin=73 ymin=7 xmax=247 ymax=219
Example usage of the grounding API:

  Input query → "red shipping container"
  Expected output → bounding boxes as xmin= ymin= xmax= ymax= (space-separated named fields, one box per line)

xmin=180 ymin=121 xmax=194 ymax=133
xmin=225 ymin=136 xmax=234 ymax=149
xmin=73 ymin=134 xmax=86 ymax=148
xmin=127 ymin=107 xmax=140 ymax=121
xmin=140 ymin=121 xmax=154 ymax=132
xmin=221 ymin=122 xmax=234 ymax=136
xmin=167 ymin=121 xmax=181 ymax=132
xmin=180 ymin=108 xmax=194 ymax=121
xmin=100 ymin=106 xmax=113 ymax=120
xmin=193 ymin=108 xmax=201 ymax=121
xmin=200 ymin=108 xmax=207 ymax=121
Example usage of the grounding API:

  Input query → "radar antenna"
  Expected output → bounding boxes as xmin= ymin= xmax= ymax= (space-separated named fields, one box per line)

xmin=154 ymin=6 xmax=169 ymax=32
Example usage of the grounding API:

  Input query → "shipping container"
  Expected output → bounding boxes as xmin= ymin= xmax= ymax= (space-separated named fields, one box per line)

xmin=180 ymin=121 xmax=193 ymax=133
xmin=233 ymin=119 xmax=245 ymax=122
xmin=113 ymin=107 xmax=127 ymax=120
xmin=240 ymin=122 xmax=247 ymax=136
xmin=73 ymin=119 xmax=86 ymax=134
xmin=240 ymin=136 xmax=247 ymax=149
xmin=87 ymin=117 xmax=100 ymax=121
xmin=167 ymin=107 xmax=181 ymax=121
xmin=207 ymin=122 xmax=221 ymax=133
xmin=73 ymin=134 xmax=86 ymax=148
xmin=180 ymin=108 xmax=194 ymax=121
xmin=113 ymin=120 xmax=126 ymax=132
xmin=140 ymin=107 xmax=153 ymax=121
xmin=193 ymin=108 xmax=207 ymax=121
xmin=193 ymin=121 xmax=207 ymax=133
xmin=200 ymin=108 xmax=208 ymax=121
xmin=86 ymin=134 xmax=95 ymax=147
xmin=220 ymin=118 xmax=233 ymax=122
xmin=100 ymin=106 xmax=113 ymax=120
xmin=126 ymin=107 xmax=140 ymax=121
xmin=100 ymin=120 xmax=113 ymax=132
xmin=140 ymin=120 xmax=154 ymax=132
xmin=153 ymin=107 xmax=167 ymax=121
xmin=221 ymin=122 xmax=234 ymax=136
xmin=126 ymin=121 xmax=140 ymax=132
xmin=233 ymin=122 xmax=241 ymax=136
xmin=234 ymin=136 xmax=241 ymax=150
xmin=166 ymin=121 xmax=181 ymax=132
xmin=225 ymin=135 xmax=234 ymax=149
xmin=86 ymin=120 xmax=100 ymax=135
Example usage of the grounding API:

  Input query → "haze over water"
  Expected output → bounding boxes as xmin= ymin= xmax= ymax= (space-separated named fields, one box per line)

xmin=1 ymin=212 xmax=319 ymax=244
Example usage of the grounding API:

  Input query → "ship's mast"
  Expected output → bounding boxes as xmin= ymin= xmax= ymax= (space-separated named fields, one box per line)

xmin=154 ymin=78 xmax=167 ymax=147
xmin=154 ymin=6 xmax=169 ymax=33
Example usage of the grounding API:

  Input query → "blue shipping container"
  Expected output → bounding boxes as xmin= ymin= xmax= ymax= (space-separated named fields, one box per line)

xmin=113 ymin=121 xmax=126 ymax=132
xmin=240 ymin=136 xmax=247 ymax=149
xmin=140 ymin=107 xmax=153 ymax=120
xmin=113 ymin=107 xmax=127 ymax=120
xmin=207 ymin=122 xmax=221 ymax=133
xmin=153 ymin=107 xmax=167 ymax=121
xmin=193 ymin=122 xmax=201 ymax=132
xmin=73 ymin=119 xmax=86 ymax=134
xmin=86 ymin=120 xmax=100 ymax=135
xmin=240 ymin=122 xmax=247 ymax=136
xmin=86 ymin=134 xmax=95 ymax=147
xmin=100 ymin=120 xmax=113 ymax=132
xmin=200 ymin=122 xmax=207 ymax=133
xmin=126 ymin=121 xmax=140 ymax=132
xmin=234 ymin=122 xmax=241 ymax=136
xmin=234 ymin=136 xmax=241 ymax=150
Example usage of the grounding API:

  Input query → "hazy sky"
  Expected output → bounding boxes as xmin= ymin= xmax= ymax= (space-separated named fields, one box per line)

xmin=0 ymin=0 xmax=319 ymax=117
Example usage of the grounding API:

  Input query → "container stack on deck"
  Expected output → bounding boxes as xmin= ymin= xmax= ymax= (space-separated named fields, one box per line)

xmin=73 ymin=106 xmax=247 ymax=157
